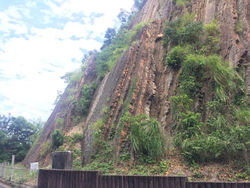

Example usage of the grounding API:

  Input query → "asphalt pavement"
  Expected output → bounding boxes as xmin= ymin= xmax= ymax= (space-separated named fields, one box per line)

xmin=0 ymin=182 xmax=11 ymax=188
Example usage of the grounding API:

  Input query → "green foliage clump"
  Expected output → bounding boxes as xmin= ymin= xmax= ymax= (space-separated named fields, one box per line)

xmin=83 ymin=161 xmax=114 ymax=174
xmin=96 ymin=23 xmax=146 ymax=80
xmin=165 ymin=46 xmax=190 ymax=69
xmin=91 ymin=119 xmax=114 ymax=163
xmin=164 ymin=15 xmax=250 ymax=166
xmin=70 ymin=71 xmax=82 ymax=84
xmin=40 ymin=141 xmax=51 ymax=157
xmin=205 ymin=55 xmax=240 ymax=102
xmin=51 ymin=129 xmax=64 ymax=150
xmin=124 ymin=114 xmax=166 ymax=162
xmin=174 ymin=0 xmax=190 ymax=7
xmin=163 ymin=13 xmax=203 ymax=46
xmin=61 ymin=70 xmax=83 ymax=84
xmin=74 ymin=82 xmax=97 ymax=115
xmin=73 ymin=148 xmax=82 ymax=169
xmin=66 ymin=133 xmax=83 ymax=148
xmin=236 ymin=20 xmax=243 ymax=34
xmin=173 ymin=106 xmax=249 ymax=163
xmin=0 ymin=115 xmax=41 ymax=162
xmin=202 ymin=20 xmax=221 ymax=54
xmin=179 ymin=54 xmax=205 ymax=97
xmin=56 ymin=118 xmax=64 ymax=127
xmin=71 ymin=133 xmax=83 ymax=143
xmin=171 ymin=53 xmax=248 ymax=164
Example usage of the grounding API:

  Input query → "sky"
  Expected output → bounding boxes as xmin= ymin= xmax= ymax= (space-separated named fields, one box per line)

xmin=0 ymin=0 xmax=134 ymax=122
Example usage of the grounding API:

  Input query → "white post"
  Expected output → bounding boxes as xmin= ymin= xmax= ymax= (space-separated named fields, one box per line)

xmin=0 ymin=163 xmax=2 ymax=177
xmin=11 ymin=155 xmax=15 ymax=181
xmin=3 ymin=162 xmax=6 ymax=178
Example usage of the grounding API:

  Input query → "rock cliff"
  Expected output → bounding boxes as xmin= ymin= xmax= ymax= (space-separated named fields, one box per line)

xmin=24 ymin=0 xmax=249 ymax=170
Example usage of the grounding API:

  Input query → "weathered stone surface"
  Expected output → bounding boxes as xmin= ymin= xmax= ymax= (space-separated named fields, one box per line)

xmin=25 ymin=0 xmax=250 ymax=166
xmin=23 ymin=55 xmax=97 ymax=166
xmin=51 ymin=151 xmax=73 ymax=169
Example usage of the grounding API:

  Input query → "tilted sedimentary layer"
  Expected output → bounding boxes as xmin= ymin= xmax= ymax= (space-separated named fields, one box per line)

xmin=24 ymin=0 xmax=249 ymax=166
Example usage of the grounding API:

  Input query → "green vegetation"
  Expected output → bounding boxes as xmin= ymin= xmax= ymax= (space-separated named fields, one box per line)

xmin=70 ymin=70 xmax=82 ymax=84
xmin=163 ymin=13 xmax=203 ymax=47
xmin=96 ymin=23 xmax=147 ymax=80
xmin=74 ymin=82 xmax=97 ymax=115
xmin=0 ymin=115 xmax=42 ymax=162
xmin=51 ymin=129 xmax=64 ymax=150
xmin=56 ymin=117 xmax=64 ymax=127
xmin=236 ymin=19 xmax=243 ymax=34
xmin=73 ymin=148 xmax=82 ymax=169
xmin=123 ymin=114 xmax=166 ymax=162
xmin=40 ymin=141 xmax=51 ymax=158
xmin=61 ymin=70 xmax=83 ymax=84
xmin=174 ymin=0 xmax=190 ymax=7
xmin=66 ymin=133 xmax=83 ymax=148
xmin=202 ymin=19 xmax=221 ymax=54
xmin=115 ymin=77 xmax=138 ymax=141
xmin=164 ymin=45 xmax=191 ymax=69
xmin=164 ymin=14 xmax=249 ymax=167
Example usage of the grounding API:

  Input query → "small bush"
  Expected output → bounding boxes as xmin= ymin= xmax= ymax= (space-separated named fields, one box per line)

xmin=124 ymin=114 xmax=166 ymax=162
xmin=52 ymin=129 xmax=64 ymax=150
xmin=170 ymin=94 xmax=193 ymax=120
xmin=74 ymin=82 xmax=97 ymax=115
xmin=67 ymin=133 xmax=83 ymax=146
xmin=71 ymin=133 xmax=83 ymax=143
xmin=236 ymin=20 xmax=243 ymax=34
xmin=164 ymin=13 xmax=203 ymax=46
xmin=70 ymin=71 xmax=82 ymax=84
xmin=40 ymin=141 xmax=51 ymax=157
xmin=180 ymin=54 xmax=205 ymax=97
xmin=165 ymin=46 xmax=190 ymax=69
xmin=56 ymin=118 xmax=64 ymax=126
xmin=202 ymin=20 xmax=221 ymax=54
xmin=91 ymin=120 xmax=114 ymax=162
xmin=174 ymin=111 xmax=203 ymax=144
xmin=61 ymin=70 xmax=82 ymax=84
xmin=173 ymin=0 xmax=190 ymax=7
xmin=205 ymin=55 xmax=239 ymax=101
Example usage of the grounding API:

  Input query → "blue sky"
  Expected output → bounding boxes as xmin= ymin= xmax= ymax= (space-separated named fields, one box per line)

xmin=0 ymin=0 xmax=134 ymax=121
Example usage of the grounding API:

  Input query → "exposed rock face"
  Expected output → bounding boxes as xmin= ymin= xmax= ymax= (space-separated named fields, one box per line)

xmin=23 ymin=55 xmax=97 ymax=166
xmin=24 ymin=0 xmax=250 ymax=165
xmin=82 ymin=0 xmax=250 ymax=164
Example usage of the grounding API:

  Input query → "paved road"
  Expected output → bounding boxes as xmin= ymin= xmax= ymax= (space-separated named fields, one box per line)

xmin=0 ymin=182 xmax=11 ymax=188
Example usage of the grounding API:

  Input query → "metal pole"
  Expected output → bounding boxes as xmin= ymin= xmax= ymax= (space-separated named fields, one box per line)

xmin=11 ymin=155 xmax=15 ymax=181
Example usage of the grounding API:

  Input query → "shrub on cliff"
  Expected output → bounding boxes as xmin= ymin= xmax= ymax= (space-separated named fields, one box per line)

xmin=52 ymin=129 xmax=64 ymax=150
xmin=163 ymin=13 xmax=203 ymax=46
xmin=96 ymin=23 xmax=147 ymax=80
xmin=74 ymin=82 xmax=97 ymax=115
xmin=124 ymin=114 xmax=166 ymax=163
xmin=165 ymin=45 xmax=191 ymax=69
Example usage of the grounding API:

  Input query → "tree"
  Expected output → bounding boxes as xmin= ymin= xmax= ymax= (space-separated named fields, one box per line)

xmin=133 ymin=0 xmax=147 ymax=11
xmin=118 ymin=9 xmax=130 ymax=23
xmin=101 ymin=28 xmax=116 ymax=49
xmin=0 ymin=114 xmax=40 ymax=162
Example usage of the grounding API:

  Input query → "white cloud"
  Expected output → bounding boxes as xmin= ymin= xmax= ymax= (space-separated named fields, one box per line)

xmin=0 ymin=5 xmax=30 ymax=35
xmin=46 ymin=0 xmax=133 ymax=18
xmin=0 ymin=0 xmax=134 ymax=121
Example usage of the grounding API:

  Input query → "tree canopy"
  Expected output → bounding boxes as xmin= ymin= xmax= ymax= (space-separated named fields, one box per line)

xmin=0 ymin=114 xmax=42 ymax=162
